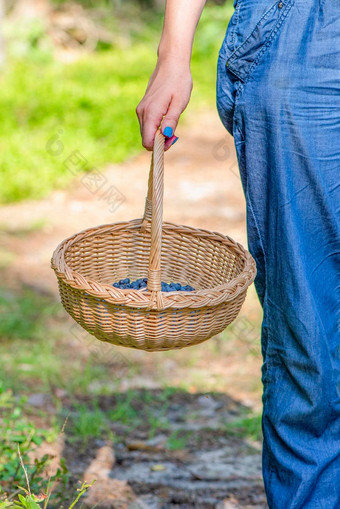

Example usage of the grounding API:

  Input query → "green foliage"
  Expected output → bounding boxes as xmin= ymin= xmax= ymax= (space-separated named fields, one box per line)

xmin=193 ymin=2 xmax=233 ymax=58
xmin=107 ymin=390 xmax=141 ymax=426
xmin=71 ymin=402 xmax=109 ymax=443
xmin=0 ymin=48 xmax=155 ymax=203
xmin=0 ymin=386 xmax=93 ymax=505
xmin=166 ymin=430 xmax=189 ymax=451
xmin=0 ymin=389 xmax=59 ymax=498
xmin=225 ymin=412 xmax=263 ymax=442
xmin=3 ymin=17 xmax=53 ymax=62
xmin=0 ymin=289 xmax=52 ymax=341
xmin=0 ymin=3 xmax=233 ymax=204
xmin=0 ymin=481 xmax=94 ymax=509
xmin=0 ymin=287 xmax=117 ymax=396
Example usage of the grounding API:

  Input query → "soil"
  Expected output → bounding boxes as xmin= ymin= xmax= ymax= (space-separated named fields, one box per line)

xmin=61 ymin=389 xmax=266 ymax=508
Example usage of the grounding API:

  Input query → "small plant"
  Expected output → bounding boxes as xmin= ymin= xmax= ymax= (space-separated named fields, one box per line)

xmin=71 ymin=402 xmax=108 ymax=444
xmin=0 ymin=393 xmax=94 ymax=507
xmin=0 ymin=480 xmax=94 ymax=509
xmin=225 ymin=412 xmax=262 ymax=442
xmin=0 ymin=388 xmax=71 ymax=503
xmin=107 ymin=390 xmax=141 ymax=427
xmin=0 ymin=389 xmax=56 ymax=497
xmin=166 ymin=430 xmax=189 ymax=451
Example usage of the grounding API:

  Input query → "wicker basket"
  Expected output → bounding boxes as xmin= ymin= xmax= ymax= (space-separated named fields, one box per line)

xmin=51 ymin=130 xmax=256 ymax=351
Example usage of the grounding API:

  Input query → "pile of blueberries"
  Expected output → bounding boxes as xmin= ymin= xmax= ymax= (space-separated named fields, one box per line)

xmin=113 ymin=278 xmax=195 ymax=292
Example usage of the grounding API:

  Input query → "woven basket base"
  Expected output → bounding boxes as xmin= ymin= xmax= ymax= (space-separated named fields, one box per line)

xmin=60 ymin=279 xmax=246 ymax=351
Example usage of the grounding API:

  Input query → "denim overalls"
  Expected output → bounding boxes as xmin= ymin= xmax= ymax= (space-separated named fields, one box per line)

xmin=216 ymin=0 xmax=340 ymax=507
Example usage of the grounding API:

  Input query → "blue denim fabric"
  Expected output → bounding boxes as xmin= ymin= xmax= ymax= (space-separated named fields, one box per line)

xmin=216 ymin=0 xmax=340 ymax=507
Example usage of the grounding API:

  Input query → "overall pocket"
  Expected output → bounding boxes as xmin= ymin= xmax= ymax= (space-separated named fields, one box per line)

xmin=216 ymin=0 xmax=294 ymax=135
xmin=226 ymin=0 xmax=295 ymax=82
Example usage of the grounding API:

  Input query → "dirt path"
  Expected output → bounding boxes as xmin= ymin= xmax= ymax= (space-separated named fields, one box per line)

xmin=0 ymin=108 xmax=266 ymax=508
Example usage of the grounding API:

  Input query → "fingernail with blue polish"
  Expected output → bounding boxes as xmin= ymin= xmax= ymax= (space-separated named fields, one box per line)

xmin=171 ymin=136 xmax=179 ymax=146
xmin=163 ymin=126 xmax=173 ymax=138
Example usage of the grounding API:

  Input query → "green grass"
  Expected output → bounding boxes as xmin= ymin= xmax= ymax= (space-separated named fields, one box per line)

xmin=0 ymin=388 xmax=61 ymax=500
xmin=0 ymin=288 xmax=54 ymax=341
xmin=70 ymin=402 xmax=111 ymax=444
xmin=225 ymin=412 xmax=262 ymax=442
xmin=0 ymin=49 xmax=155 ymax=203
xmin=0 ymin=288 xmax=113 ymax=395
xmin=166 ymin=430 xmax=190 ymax=451
xmin=107 ymin=390 xmax=141 ymax=426
xmin=0 ymin=2 xmax=233 ymax=204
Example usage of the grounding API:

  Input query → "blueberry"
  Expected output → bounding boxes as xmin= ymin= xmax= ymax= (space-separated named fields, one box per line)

xmin=114 ymin=277 xmax=195 ymax=292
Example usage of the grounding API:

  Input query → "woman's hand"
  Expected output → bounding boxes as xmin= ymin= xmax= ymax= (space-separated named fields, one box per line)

xmin=136 ymin=58 xmax=193 ymax=151
xmin=136 ymin=0 xmax=206 ymax=150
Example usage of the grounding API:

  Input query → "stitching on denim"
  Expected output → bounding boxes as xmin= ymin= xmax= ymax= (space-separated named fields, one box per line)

xmin=228 ymin=0 xmax=295 ymax=83
xmin=233 ymin=118 xmax=245 ymax=142
xmin=216 ymin=53 xmax=233 ymax=102
xmin=245 ymin=188 xmax=268 ymax=304
xmin=242 ymin=0 xmax=295 ymax=84
xmin=229 ymin=0 xmax=279 ymax=63
xmin=231 ymin=0 xmax=294 ymax=103
xmin=230 ymin=0 xmax=242 ymax=53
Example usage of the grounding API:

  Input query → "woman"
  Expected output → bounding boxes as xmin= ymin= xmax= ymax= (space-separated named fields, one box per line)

xmin=136 ymin=1 xmax=340 ymax=507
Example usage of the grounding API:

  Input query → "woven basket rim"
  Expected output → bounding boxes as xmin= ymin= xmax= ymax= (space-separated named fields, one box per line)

xmin=51 ymin=218 xmax=256 ymax=310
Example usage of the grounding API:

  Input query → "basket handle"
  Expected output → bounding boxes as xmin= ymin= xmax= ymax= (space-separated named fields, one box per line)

xmin=142 ymin=129 xmax=165 ymax=297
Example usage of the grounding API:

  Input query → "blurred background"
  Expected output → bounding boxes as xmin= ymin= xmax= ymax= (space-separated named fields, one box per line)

xmin=0 ymin=1 xmax=266 ymax=507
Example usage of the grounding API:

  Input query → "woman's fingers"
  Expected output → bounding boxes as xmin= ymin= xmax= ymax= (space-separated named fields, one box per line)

xmin=164 ymin=134 xmax=179 ymax=151
xmin=137 ymin=97 xmax=184 ymax=151
xmin=140 ymin=104 xmax=165 ymax=151
xmin=161 ymin=98 xmax=183 ymax=150
xmin=161 ymin=101 xmax=181 ymax=138
xmin=136 ymin=64 xmax=192 ymax=151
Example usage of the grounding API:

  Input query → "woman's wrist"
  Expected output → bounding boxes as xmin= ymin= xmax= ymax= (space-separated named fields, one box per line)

xmin=157 ymin=44 xmax=192 ymax=69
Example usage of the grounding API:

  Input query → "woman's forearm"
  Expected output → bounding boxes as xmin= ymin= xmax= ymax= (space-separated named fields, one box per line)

xmin=158 ymin=0 xmax=207 ymax=65
xmin=136 ymin=0 xmax=206 ymax=150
